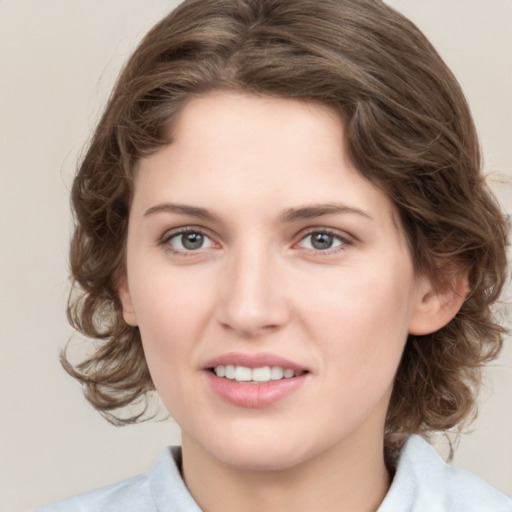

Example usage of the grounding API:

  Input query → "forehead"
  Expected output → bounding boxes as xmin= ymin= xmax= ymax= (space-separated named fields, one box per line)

xmin=134 ymin=92 xmax=402 ymax=233
xmin=163 ymin=92 xmax=347 ymax=183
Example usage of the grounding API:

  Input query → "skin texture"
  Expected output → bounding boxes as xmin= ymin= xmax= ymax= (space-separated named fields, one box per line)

xmin=119 ymin=92 xmax=463 ymax=512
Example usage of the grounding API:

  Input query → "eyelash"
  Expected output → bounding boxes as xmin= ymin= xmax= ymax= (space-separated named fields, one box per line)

xmin=297 ymin=228 xmax=352 ymax=254
xmin=160 ymin=227 xmax=353 ymax=256
xmin=160 ymin=227 xmax=216 ymax=256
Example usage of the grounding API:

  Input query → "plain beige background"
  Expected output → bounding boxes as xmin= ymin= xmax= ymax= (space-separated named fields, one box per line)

xmin=0 ymin=1 xmax=511 ymax=511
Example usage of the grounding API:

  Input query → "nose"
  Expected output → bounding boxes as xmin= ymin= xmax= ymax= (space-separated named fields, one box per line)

xmin=216 ymin=243 xmax=290 ymax=338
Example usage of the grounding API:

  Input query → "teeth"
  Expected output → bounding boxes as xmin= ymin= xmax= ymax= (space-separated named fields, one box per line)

xmin=213 ymin=365 xmax=300 ymax=383
xmin=215 ymin=365 xmax=226 ymax=378
xmin=225 ymin=365 xmax=235 ymax=379
xmin=235 ymin=366 xmax=252 ymax=382
xmin=252 ymin=366 xmax=271 ymax=382
xmin=270 ymin=366 xmax=284 ymax=380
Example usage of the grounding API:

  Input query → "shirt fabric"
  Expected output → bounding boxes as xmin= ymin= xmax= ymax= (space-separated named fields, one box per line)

xmin=35 ymin=435 xmax=512 ymax=512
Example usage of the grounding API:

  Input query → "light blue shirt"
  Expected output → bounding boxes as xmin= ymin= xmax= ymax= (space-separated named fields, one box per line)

xmin=35 ymin=435 xmax=512 ymax=511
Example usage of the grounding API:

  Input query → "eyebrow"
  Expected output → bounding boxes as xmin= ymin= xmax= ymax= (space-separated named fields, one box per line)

xmin=279 ymin=203 xmax=373 ymax=223
xmin=143 ymin=202 xmax=373 ymax=223
xmin=144 ymin=203 xmax=220 ymax=222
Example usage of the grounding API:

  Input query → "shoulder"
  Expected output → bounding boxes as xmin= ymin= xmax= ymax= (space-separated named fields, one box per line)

xmin=379 ymin=435 xmax=512 ymax=512
xmin=33 ymin=446 xmax=201 ymax=512
xmin=34 ymin=473 xmax=150 ymax=512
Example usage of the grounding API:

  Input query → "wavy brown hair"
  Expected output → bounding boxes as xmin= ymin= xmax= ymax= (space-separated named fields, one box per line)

xmin=63 ymin=0 xmax=509 ymax=441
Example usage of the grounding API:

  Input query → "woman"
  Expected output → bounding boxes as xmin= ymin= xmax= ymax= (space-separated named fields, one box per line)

xmin=37 ymin=0 xmax=511 ymax=510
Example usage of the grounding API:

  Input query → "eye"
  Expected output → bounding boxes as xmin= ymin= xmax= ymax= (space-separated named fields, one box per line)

xmin=163 ymin=229 xmax=216 ymax=254
xmin=297 ymin=230 xmax=347 ymax=252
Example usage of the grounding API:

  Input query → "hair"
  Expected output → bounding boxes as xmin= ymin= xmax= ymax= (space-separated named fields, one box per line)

xmin=63 ymin=0 xmax=509 ymax=449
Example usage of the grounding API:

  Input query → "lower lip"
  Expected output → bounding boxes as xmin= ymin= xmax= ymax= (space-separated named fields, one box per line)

xmin=204 ymin=371 xmax=307 ymax=408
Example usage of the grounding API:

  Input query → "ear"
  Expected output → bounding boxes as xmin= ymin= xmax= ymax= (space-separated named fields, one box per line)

xmin=117 ymin=274 xmax=138 ymax=327
xmin=408 ymin=268 xmax=469 ymax=336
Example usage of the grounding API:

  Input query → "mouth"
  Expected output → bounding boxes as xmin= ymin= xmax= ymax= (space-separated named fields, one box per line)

xmin=203 ymin=353 xmax=310 ymax=407
xmin=210 ymin=365 xmax=307 ymax=383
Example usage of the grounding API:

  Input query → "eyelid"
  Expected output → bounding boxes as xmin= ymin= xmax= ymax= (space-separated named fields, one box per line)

xmin=160 ymin=225 xmax=210 ymax=240
xmin=294 ymin=227 xmax=355 ymax=253
xmin=158 ymin=225 xmax=355 ymax=256
xmin=160 ymin=225 xmax=219 ymax=255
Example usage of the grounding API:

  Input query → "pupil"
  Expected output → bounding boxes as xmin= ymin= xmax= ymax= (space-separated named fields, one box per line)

xmin=182 ymin=232 xmax=203 ymax=250
xmin=312 ymin=233 xmax=333 ymax=250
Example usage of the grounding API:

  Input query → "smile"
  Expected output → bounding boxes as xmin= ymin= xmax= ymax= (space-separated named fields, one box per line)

xmin=204 ymin=354 xmax=309 ymax=407
xmin=213 ymin=365 xmax=303 ymax=383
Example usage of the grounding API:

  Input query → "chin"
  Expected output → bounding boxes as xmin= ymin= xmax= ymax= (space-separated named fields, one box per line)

xmin=201 ymin=429 xmax=320 ymax=473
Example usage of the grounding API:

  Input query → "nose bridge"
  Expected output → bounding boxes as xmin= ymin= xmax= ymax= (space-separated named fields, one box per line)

xmin=217 ymin=236 xmax=287 ymax=336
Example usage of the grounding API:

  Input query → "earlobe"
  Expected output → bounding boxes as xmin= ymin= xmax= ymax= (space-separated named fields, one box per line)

xmin=117 ymin=276 xmax=138 ymax=327
xmin=408 ymin=271 xmax=469 ymax=336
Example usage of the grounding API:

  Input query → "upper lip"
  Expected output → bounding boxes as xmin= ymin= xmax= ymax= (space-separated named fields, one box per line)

xmin=203 ymin=352 xmax=308 ymax=372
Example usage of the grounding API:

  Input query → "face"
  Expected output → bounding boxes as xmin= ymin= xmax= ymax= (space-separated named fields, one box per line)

xmin=120 ymin=92 xmax=435 ymax=471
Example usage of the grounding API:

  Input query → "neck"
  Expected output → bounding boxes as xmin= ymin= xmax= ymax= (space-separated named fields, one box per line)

xmin=181 ymin=432 xmax=390 ymax=512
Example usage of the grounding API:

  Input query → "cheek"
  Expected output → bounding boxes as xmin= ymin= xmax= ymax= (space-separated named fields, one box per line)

xmin=303 ymin=266 xmax=414 ymax=381
xmin=129 ymin=271 xmax=212 ymax=383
